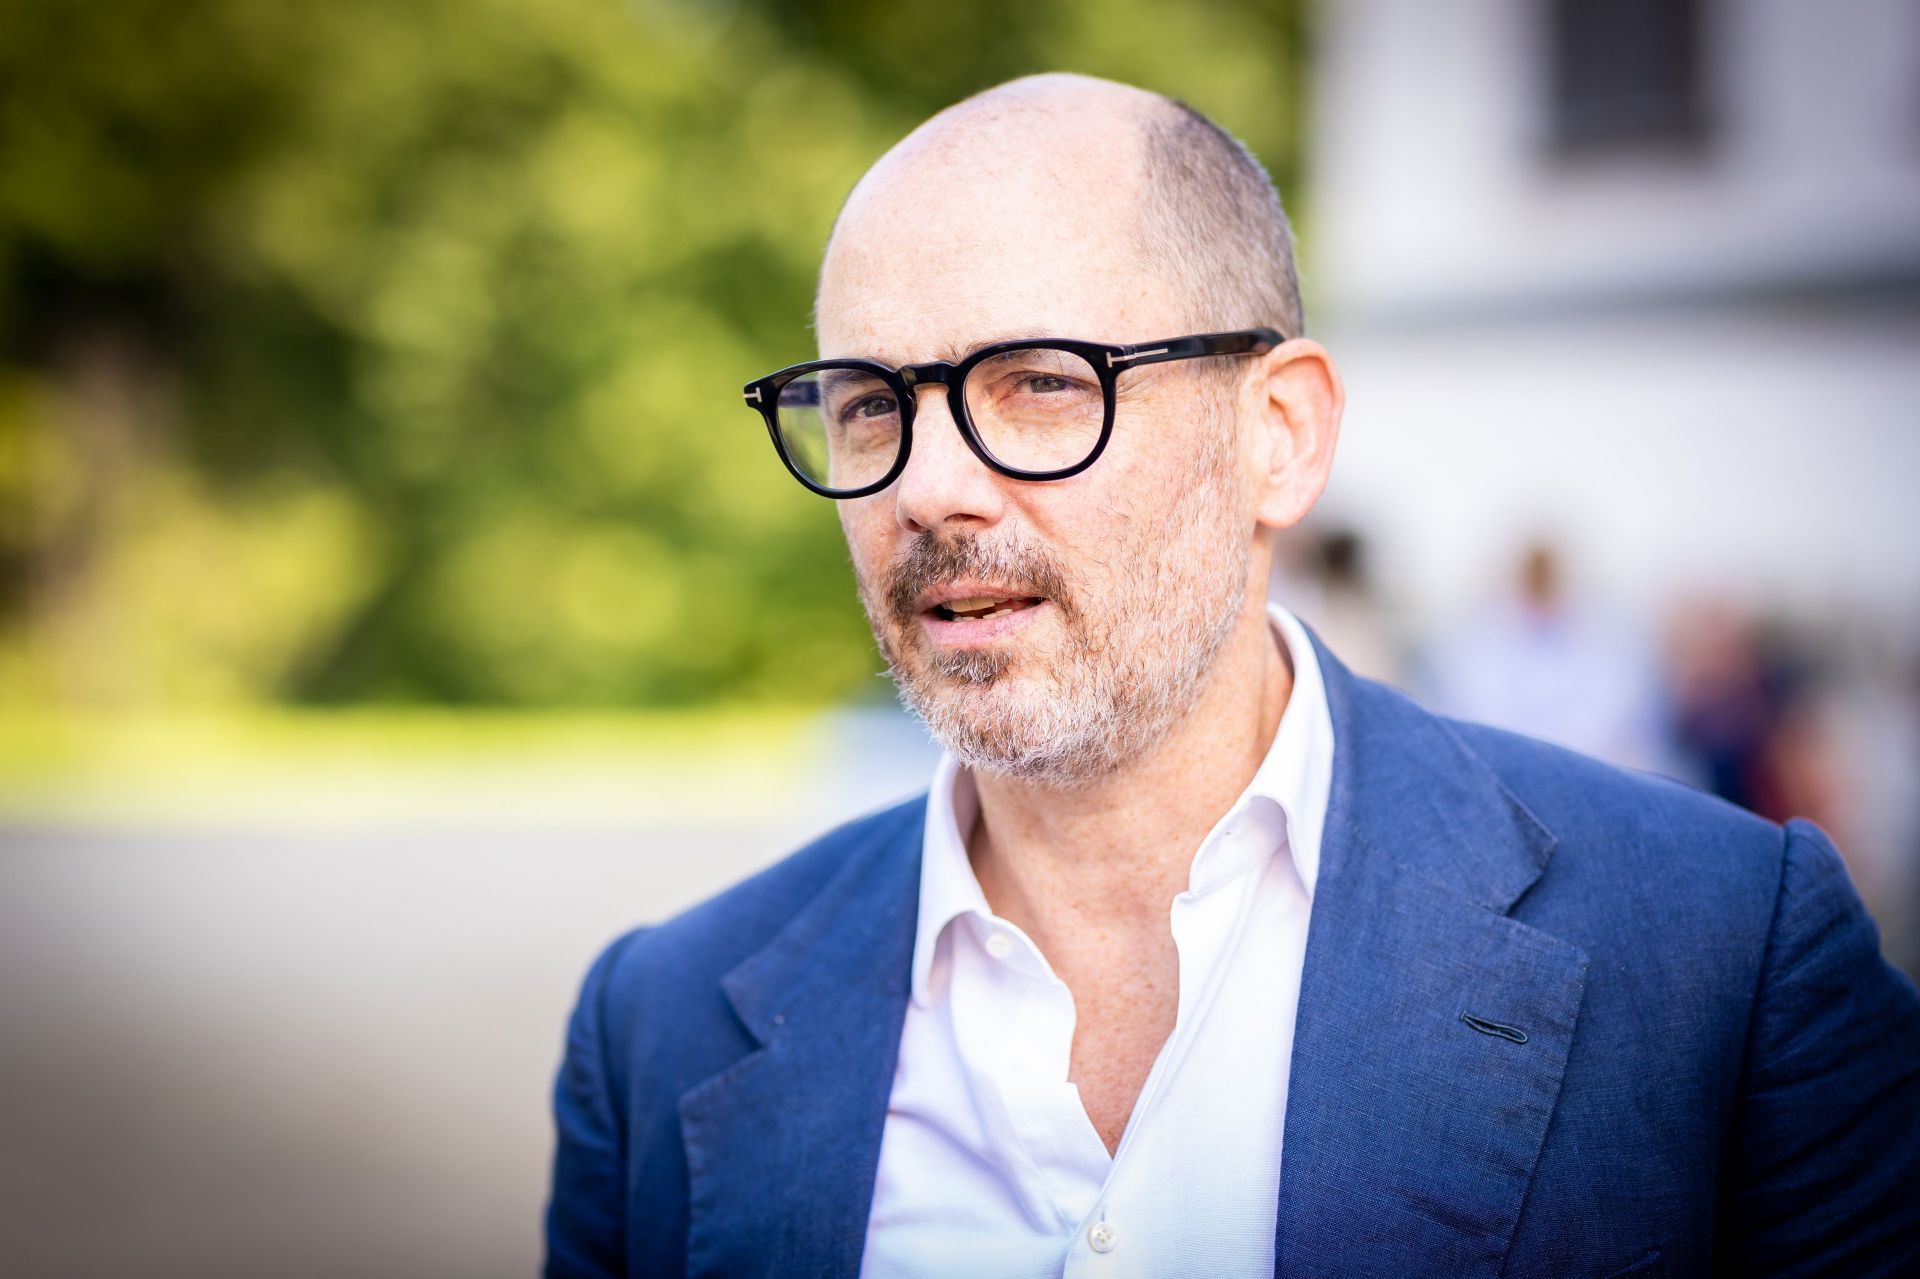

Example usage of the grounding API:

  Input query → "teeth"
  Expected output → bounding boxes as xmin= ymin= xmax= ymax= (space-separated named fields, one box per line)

xmin=934 ymin=593 xmax=1039 ymax=622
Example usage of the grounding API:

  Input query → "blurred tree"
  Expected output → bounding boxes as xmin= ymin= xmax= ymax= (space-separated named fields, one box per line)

xmin=0 ymin=0 xmax=1308 ymax=709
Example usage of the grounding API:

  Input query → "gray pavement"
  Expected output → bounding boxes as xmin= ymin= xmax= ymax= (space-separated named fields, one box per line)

xmin=0 ymin=707 xmax=939 ymax=1278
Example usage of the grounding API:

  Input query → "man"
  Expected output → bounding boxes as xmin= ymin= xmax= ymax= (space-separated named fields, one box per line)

xmin=545 ymin=73 xmax=1920 ymax=1278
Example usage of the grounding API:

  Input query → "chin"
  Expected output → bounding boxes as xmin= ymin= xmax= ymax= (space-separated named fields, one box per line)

xmin=907 ymin=679 xmax=1119 ymax=789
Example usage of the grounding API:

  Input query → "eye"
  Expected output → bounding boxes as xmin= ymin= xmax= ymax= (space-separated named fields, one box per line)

xmin=1020 ymin=374 xmax=1072 ymax=394
xmin=844 ymin=393 xmax=898 ymax=421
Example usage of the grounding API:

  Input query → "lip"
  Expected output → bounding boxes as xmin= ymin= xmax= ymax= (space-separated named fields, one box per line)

xmin=913 ymin=580 xmax=1047 ymax=614
xmin=918 ymin=597 xmax=1051 ymax=649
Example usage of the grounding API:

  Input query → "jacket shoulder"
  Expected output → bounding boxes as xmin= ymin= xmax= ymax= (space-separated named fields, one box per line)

xmin=1418 ymin=701 xmax=1808 ymax=1077
xmin=543 ymin=796 xmax=925 ymax=1277
xmin=1443 ymin=709 xmax=1783 ymax=877
xmin=587 ymin=794 xmax=925 ymax=1030
xmin=1414 ymin=697 xmax=1790 ymax=969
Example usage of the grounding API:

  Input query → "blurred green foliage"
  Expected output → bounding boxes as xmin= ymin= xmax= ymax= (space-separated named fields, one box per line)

xmin=0 ymin=0 xmax=1307 ymax=709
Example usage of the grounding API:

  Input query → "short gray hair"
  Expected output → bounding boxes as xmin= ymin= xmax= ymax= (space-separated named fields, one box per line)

xmin=1137 ymin=96 xmax=1304 ymax=341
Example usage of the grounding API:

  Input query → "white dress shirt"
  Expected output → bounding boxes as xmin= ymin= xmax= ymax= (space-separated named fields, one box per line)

xmin=860 ymin=601 xmax=1335 ymax=1278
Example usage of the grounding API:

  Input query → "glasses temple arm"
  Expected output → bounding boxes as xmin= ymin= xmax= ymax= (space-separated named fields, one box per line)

xmin=1111 ymin=327 xmax=1286 ymax=369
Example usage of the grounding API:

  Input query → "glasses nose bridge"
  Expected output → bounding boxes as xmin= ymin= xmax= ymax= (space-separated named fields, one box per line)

xmin=896 ymin=360 xmax=968 ymax=430
xmin=898 ymin=359 xmax=960 ymax=393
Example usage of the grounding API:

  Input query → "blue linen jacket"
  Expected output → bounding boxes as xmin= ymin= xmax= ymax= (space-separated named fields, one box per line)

xmin=544 ymin=632 xmax=1920 ymax=1278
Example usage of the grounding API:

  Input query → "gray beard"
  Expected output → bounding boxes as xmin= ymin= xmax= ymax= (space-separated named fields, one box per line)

xmin=857 ymin=427 xmax=1250 ymax=790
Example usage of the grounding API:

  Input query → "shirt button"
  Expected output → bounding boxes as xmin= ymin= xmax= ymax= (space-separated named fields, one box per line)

xmin=1088 ymin=1221 xmax=1116 ymax=1253
xmin=984 ymin=931 xmax=1015 ymax=959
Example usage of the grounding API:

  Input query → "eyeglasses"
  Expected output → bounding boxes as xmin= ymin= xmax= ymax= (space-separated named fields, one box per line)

xmin=740 ymin=327 xmax=1284 ymax=499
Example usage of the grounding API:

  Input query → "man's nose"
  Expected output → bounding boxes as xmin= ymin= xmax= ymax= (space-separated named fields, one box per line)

xmin=890 ymin=385 xmax=1007 ymax=535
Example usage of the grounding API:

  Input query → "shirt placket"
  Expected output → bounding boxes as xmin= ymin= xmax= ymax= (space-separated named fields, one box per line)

xmin=1062 ymin=815 xmax=1280 ymax=1276
xmin=952 ymin=914 xmax=1111 ymax=1238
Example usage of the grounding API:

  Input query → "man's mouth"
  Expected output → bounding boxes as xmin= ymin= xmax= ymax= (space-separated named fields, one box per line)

xmin=884 ymin=543 xmax=1075 ymax=650
xmin=929 ymin=594 xmax=1044 ymax=622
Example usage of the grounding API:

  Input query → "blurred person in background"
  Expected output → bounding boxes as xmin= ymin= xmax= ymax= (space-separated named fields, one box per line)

xmin=1269 ymin=525 xmax=1407 ymax=685
xmin=1905 ymin=633 xmax=1920 ymax=979
xmin=1661 ymin=594 xmax=1920 ymax=983
xmin=1421 ymin=539 xmax=1674 ymax=775
xmin=544 ymin=74 xmax=1920 ymax=1278
xmin=1666 ymin=600 xmax=1840 ymax=832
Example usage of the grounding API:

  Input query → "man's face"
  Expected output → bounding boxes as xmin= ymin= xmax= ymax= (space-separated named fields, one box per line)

xmin=815 ymin=115 xmax=1263 ymax=788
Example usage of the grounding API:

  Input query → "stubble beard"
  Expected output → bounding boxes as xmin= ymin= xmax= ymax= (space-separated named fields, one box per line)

xmin=854 ymin=412 xmax=1250 ymax=790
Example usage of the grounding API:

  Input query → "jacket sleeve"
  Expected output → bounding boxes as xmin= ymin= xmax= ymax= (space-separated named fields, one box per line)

xmin=544 ymin=927 xmax=649 ymax=1279
xmin=1718 ymin=819 xmax=1920 ymax=1276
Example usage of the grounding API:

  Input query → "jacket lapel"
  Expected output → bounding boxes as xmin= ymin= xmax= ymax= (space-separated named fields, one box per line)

xmin=677 ymin=802 xmax=924 ymax=1279
xmin=1276 ymin=634 xmax=1590 ymax=1276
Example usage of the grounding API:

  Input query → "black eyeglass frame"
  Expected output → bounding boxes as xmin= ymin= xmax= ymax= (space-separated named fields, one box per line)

xmin=740 ymin=326 xmax=1286 ymax=499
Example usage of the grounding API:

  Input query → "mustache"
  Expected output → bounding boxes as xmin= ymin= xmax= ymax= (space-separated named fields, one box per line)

xmin=883 ymin=532 xmax=1077 ymax=629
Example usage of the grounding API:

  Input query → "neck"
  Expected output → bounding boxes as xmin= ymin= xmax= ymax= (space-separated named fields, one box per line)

xmin=965 ymin=595 xmax=1294 ymax=941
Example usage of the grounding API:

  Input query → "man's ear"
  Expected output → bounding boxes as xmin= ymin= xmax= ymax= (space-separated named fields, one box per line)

xmin=1248 ymin=338 xmax=1343 ymax=532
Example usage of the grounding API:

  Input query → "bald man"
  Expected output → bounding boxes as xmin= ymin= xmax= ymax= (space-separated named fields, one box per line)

xmin=543 ymin=75 xmax=1920 ymax=1279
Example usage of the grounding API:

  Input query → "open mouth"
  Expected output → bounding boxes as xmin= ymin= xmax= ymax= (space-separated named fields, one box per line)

xmin=929 ymin=594 xmax=1043 ymax=623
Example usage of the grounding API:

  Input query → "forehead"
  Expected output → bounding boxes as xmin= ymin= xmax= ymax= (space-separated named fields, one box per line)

xmin=814 ymin=120 xmax=1173 ymax=365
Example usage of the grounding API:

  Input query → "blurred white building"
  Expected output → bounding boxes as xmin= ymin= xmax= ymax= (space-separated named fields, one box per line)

xmin=1307 ymin=0 xmax=1920 ymax=632
xmin=1297 ymin=0 xmax=1920 ymax=966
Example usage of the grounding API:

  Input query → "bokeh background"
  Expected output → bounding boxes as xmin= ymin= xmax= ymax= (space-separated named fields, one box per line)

xmin=2 ymin=0 xmax=1915 ymax=1275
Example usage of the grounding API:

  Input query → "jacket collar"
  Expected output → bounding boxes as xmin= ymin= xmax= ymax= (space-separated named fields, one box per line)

xmin=1310 ymin=622 xmax=1556 ymax=912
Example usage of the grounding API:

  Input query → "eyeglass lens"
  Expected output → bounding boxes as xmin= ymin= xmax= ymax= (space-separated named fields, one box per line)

xmin=963 ymin=348 xmax=1104 ymax=474
xmin=775 ymin=368 xmax=899 ymax=492
xmin=773 ymin=347 xmax=1105 ymax=493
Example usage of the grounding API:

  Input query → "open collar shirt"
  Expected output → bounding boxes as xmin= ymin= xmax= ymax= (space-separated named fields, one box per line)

xmin=860 ymin=601 xmax=1335 ymax=1278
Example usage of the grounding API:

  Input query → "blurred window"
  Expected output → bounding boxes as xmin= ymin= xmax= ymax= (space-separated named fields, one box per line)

xmin=1547 ymin=0 xmax=1709 ymax=155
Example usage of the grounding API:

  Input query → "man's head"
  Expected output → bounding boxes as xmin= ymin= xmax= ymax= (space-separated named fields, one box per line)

xmin=810 ymin=73 xmax=1342 ymax=789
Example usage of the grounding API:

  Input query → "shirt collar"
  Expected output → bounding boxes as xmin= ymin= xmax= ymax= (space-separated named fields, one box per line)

xmin=910 ymin=600 xmax=1335 ymax=1008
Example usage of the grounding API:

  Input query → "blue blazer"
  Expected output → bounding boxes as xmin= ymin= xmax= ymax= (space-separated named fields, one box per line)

xmin=544 ymin=632 xmax=1920 ymax=1278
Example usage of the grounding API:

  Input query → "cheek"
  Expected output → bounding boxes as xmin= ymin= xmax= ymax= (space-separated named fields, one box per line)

xmin=1067 ymin=420 xmax=1187 ymax=527
xmin=837 ymin=501 xmax=897 ymax=583
xmin=1016 ymin=481 xmax=1151 ymax=585
xmin=1026 ymin=424 xmax=1239 ymax=575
